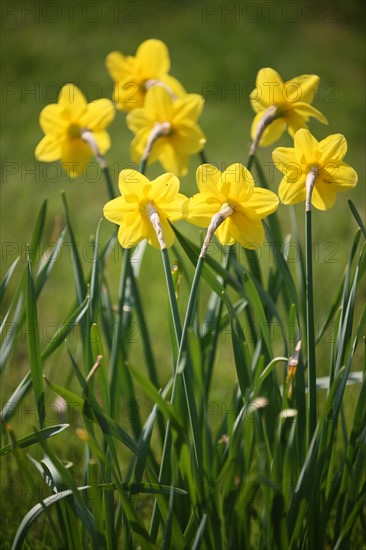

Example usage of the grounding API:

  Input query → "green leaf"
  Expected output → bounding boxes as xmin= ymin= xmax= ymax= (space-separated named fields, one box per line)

xmin=0 ymin=424 xmax=69 ymax=456
xmin=29 ymin=199 xmax=47 ymax=267
xmin=348 ymin=199 xmax=366 ymax=239
xmin=0 ymin=256 xmax=19 ymax=305
xmin=129 ymin=366 xmax=180 ymax=430
xmin=44 ymin=377 xmax=139 ymax=455
xmin=254 ymin=357 xmax=288 ymax=389
xmin=243 ymin=270 xmax=272 ymax=357
xmin=26 ymin=255 xmax=44 ymax=428
xmin=42 ymin=293 xmax=90 ymax=361
xmin=264 ymin=224 xmax=299 ymax=318
xmin=61 ymin=191 xmax=86 ymax=304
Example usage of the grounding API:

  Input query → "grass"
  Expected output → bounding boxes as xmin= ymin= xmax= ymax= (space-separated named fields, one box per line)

xmin=1 ymin=1 xmax=365 ymax=548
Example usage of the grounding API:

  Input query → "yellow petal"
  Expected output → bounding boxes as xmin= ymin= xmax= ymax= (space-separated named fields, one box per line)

xmin=215 ymin=219 xmax=235 ymax=246
xmin=59 ymin=84 xmax=87 ymax=120
xmin=39 ymin=104 xmax=69 ymax=134
xmin=284 ymin=75 xmax=320 ymax=104
xmin=35 ymin=135 xmax=62 ymax=161
xmin=155 ymin=140 xmax=188 ymax=176
xmin=61 ymin=138 xmax=92 ymax=178
xmin=219 ymin=163 xmax=254 ymax=202
xmin=103 ymin=196 xmax=136 ymax=225
xmin=80 ymin=99 xmax=115 ymax=131
xmin=278 ymin=174 xmax=307 ymax=205
xmin=285 ymin=111 xmax=309 ymax=138
xmin=117 ymin=214 xmax=147 ymax=248
xmin=272 ymin=147 xmax=297 ymax=174
xmin=311 ymin=180 xmax=337 ymax=210
xmin=183 ymin=193 xmax=221 ymax=227
xmin=254 ymin=68 xmax=284 ymax=106
xmin=171 ymin=121 xmax=206 ymax=154
xmin=126 ymin=108 xmax=153 ymax=134
xmin=228 ymin=210 xmax=264 ymax=249
xmin=322 ymin=162 xmax=358 ymax=191
xmin=150 ymin=173 xmax=186 ymax=220
xmin=161 ymin=75 xmax=186 ymax=97
xmin=319 ymin=134 xmax=347 ymax=164
xmin=173 ymin=94 xmax=204 ymax=124
xmin=114 ymin=78 xmax=145 ymax=111
xmin=130 ymin=131 xmax=150 ymax=164
xmin=251 ymin=113 xmax=286 ymax=146
xmin=106 ymin=51 xmax=137 ymax=82
xmin=246 ymin=188 xmax=279 ymax=218
xmin=294 ymin=129 xmax=321 ymax=166
xmin=289 ymin=102 xmax=328 ymax=124
xmin=144 ymin=86 xmax=174 ymax=121
xmin=93 ymin=131 xmax=111 ymax=155
xmin=196 ymin=164 xmax=225 ymax=199
xmin=118 ymin=169 xmax=149 ymax=197
xmin=136 ymin=39 xmax=170 ymax=78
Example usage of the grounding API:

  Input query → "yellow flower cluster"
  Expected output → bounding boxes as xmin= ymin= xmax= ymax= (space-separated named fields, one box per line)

xmin=107 ymin=38 xmax=205 ymax=176
xmin=34 ymin=39 xmax=358 ymax=252
xmin=103 ymin=164 xmax=279 ymax=249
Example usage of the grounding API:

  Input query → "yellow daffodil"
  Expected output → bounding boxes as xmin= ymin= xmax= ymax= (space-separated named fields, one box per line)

xmin=250 ymin=68 xmax=328 ymax=150
xmin=272 ymin=129 xmax=358 ymax=210
xmin=106 ymin=39 xmax=185 ymax=111
xmin=35 ymin=84 xmax=115 ymax=178
xmin=127 ymin=86 xmax=206 ymax=176
xmin=183 ymin=163 xmax=279 ymax=249
xmin=103 ymin=169 xmax=187 ymax=249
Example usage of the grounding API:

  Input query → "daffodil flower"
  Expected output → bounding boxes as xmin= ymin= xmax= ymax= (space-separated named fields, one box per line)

xmin=250 ymin=68 xmax=328 ymax=153
xmin=35 ymin=84 xmax=115 ymax=178
xmin=106 ymin=39 xmax=185 ymax=111
xmin=183 ymin=163 xmax=279 ymax=252
xmin=103 ymin=169 xmax=187 ymax=249
xmin=272 ymin=129 xmax=358 ymax=210
xmin=127 ymin=86 xmax=206 ymax=176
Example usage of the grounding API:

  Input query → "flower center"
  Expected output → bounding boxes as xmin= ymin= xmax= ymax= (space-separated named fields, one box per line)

xmin=68 ymin=123 xmax=81 ymax=138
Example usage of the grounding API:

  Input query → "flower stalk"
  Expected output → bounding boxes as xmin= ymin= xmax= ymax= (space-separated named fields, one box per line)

xmin=81 ymin=129 xmax=107 ymax=169
xmin=145 ymin=202 xmax=182 ymax=345
xmin=144 ymin=78 xmax=177 ymax=99
xmin=200 ymin=206 xmax=234 ymax=259
xmin=138 ymin=121 xmax=171 ymax=174
xmin=249 ymin=105 xmax=277 ymax=156
xmin=305 ymin=167 xmax=318 ymax=443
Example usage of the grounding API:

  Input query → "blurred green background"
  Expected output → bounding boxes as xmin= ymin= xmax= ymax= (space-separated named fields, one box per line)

xmin=1 ymin=1 xmax=365 ymax=545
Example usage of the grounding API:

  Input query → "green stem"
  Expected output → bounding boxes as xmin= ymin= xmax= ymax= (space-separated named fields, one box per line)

xmin=161 ymin=248 xmax=182 ymax=345
xmin=305 ymin=209 xmax=317 ymax=443
xmin=246 ymin=153 xmax=255 ymax=172
xmin=138 ymin=157 xmax=148 ymax=175
xmin=199 ymin=149 xmax=208 ymax=164
xmin=102 ymin=166 xmax=115 ymax=201
xmin=175 ymin=256 xmax=205 ymax=374
xmin=109 ymin=248 xmax=129 ymax=414
xmin=204 ymin=247 xmax=231 ymax=396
